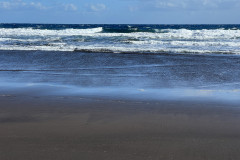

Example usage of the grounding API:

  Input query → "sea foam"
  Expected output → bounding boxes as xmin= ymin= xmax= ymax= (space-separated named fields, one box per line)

xmin=1 ymin=26 xmax=240 ymax=54
xmin=0 ymin=27 xmax=103 ymax=36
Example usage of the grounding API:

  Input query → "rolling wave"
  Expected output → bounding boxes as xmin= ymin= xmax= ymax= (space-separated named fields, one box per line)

xmin=1 ymin=24 xmax=240 ymax=55
xmin=0 ymin=27 xmax=103 ymax=36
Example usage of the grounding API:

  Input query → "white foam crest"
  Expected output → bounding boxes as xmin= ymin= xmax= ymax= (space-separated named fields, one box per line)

xmin=157 ymin=29 xmax=240 ymax=40
xmin=1 ymin=28 xmax=240 ymax=41
xmin=9 ymin=38 xmax=43 ymax=42
xmin=129 ymin=39 xmax=240 ymax=48
xmin=130 ymin=40 xmax=164 ymax=45
xmin=169 ymin=48 xmax=240 ymax=54
xmin=1 ymin=44 xmax=240 ymax=55
xmin=170 ymin=41 xmax=240 ymax=47
xmin=0 ymin=38 xmax=11 ymax=42
xmin=89 ymin=29 xmax=240 ymax=40
xmin=0 ymin=45 xmax=75 ymax=51
xmin=0 ymin=27 xmax=103 ymax=36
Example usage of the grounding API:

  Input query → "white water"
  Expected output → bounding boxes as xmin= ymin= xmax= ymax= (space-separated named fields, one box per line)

xmin=0 ymin=27 xmax=103 ymax=36
xmin=1 ymin=27 xmax=240 ymax=54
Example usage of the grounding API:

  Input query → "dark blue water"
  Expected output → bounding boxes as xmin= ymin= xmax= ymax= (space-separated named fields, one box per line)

xmin=1 ymin=24 xmax=240 ymax=103
xmin=1 ymin=23 xmax=240 ymax=31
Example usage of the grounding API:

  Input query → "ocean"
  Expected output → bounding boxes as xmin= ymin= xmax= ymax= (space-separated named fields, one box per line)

xmin=1 ymin=24 xmax=240 ymax=103
xmin=1 ymin=24 xmax=240 ymax=54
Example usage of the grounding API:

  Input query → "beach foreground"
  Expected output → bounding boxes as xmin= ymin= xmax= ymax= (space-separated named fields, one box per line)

xmin=1 ymin=94 xmax=240 ymax=160
xmin=1 ymin=24 xmax=240 ymax=160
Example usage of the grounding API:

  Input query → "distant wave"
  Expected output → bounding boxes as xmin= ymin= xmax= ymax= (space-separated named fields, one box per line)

xmin=0 ymin=27 xmax=103 ymax=36
xmin=1 ymin=27 xmax=240 ymax=39
xmin=1 ymin=24 xmax=240 ymax=55
xmin=0 ymin=44 xmax=239 ymax=55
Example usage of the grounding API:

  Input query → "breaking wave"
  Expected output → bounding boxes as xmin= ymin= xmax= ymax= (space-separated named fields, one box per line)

xmin=0 ymin=27 xmax=103 ymax=36
xmin=1 ymin=24 xmax=240 ymax=55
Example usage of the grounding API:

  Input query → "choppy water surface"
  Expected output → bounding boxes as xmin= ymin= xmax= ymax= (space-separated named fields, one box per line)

xmin=1 ymin=24 xmax=240 ymax=55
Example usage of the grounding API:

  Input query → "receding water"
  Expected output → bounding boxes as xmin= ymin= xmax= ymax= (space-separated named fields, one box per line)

xmin=1 ymin=50 xmax=240 ymax=103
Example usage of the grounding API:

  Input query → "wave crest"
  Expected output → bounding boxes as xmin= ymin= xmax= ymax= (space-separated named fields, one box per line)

xmin=0 ymin=27 xmax=103 ymax=36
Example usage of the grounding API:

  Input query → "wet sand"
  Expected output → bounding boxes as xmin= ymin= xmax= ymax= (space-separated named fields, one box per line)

xmin=0 ymin=94 xmax=240 ymax=160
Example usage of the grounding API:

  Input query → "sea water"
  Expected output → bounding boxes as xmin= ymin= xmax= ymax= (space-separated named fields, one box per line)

xmin=0 ymin=24 xmax=240 ymax=103
xmin=1 ymin=24 xmax=240 ymax=54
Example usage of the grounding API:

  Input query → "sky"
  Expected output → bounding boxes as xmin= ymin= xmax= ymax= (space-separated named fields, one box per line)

xmin=0 ymin=0 xmax=239 ymax=24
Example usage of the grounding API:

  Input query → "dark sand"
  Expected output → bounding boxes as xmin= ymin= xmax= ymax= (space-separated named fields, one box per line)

xmin=0 ymin=94 xmax=240 ymax=160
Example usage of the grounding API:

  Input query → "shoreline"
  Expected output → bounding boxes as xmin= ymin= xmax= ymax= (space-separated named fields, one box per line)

xmin=1 ymin=49 xmax=240 ymax=159
xmin=1 ymin=81 xmax=240 ymax=105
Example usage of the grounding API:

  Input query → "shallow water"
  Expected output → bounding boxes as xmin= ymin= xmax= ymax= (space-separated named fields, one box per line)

xmin=0 ymin=50 xmax=240 ymax=103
